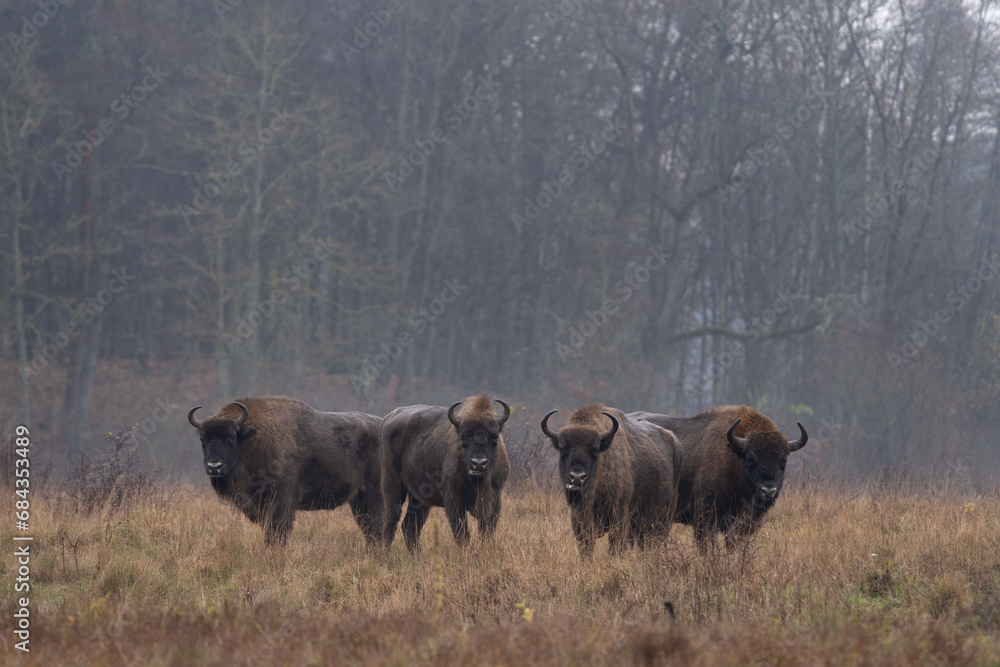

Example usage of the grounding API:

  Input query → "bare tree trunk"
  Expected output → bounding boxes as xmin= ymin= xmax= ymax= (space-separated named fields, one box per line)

xmin=13 ymin=220 xmax=29 ymax=425
xmin=213 ymin=231 xmax=231 ymax=405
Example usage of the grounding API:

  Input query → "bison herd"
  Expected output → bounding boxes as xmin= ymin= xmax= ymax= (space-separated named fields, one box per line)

xmin=187 ymin=394 xmax=808 ymax=557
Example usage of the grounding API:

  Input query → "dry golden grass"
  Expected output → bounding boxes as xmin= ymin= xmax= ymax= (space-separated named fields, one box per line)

xmin=3 ymin=479 xmax=999 ymax=665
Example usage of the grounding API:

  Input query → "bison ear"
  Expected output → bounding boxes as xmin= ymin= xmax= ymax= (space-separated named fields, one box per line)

xmin=236 ymin=425 xmax=257 ymax=441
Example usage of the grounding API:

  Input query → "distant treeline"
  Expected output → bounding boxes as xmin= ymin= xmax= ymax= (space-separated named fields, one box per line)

xmin=1 ymin=0 xmax=998 ymax=478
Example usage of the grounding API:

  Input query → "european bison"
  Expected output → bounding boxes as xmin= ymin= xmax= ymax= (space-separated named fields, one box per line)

xmin=634 ymin=405 xmax=807 ymax=551
xmin=541 ymin=404 xmax=682 ymax=558
xmin=187 ymin=396 xmax=383 ymax=546
xmin=381 ymin=396 xmax=510 ymax=552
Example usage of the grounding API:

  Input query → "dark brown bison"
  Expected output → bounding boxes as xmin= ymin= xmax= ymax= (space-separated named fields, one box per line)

xmin=381 ymin=396 xmax=510 ymax=552
xmin=187 ymin=395 xmax=383 ymax=546
xmin=541 ymin=404 xmax=682 ymax=558
xmin=634 ymin=405 xmax=807 ymax=551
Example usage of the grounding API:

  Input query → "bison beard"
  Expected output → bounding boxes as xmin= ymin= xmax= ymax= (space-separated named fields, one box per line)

xmin=541 ymin=404 xmax=681 ymax=559
xmin=380 ymin=396 xmax=511 ymax=553
xmin=634 ymin=405 xmax=807 ymax=552
xmin=188 ymin=396 xmax=384 ymax=546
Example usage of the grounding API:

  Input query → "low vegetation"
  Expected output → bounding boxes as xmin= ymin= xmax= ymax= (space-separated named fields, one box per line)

xmin=3 ymin=474 xmax=999 ymax=665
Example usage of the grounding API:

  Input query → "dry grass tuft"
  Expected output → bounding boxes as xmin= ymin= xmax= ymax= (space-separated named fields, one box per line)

xmin=3 ymin=479 xmax=999 ymax=665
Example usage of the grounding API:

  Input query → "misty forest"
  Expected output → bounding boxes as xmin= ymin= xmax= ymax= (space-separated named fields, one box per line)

xmin=2 ymin=0 xmax=999 ymax=482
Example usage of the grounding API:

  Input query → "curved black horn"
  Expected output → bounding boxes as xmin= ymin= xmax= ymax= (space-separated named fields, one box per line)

xmin=188 ymin=405 xmax=204 ymax=429
xmin=788 ymin=421 xmax=808 ymax=452
xmin=232 ymin=401 xmax=249 ymax=426
xmin=541 ymin=410 xmax=560 ymax=439
xmin=448 ymin=402 xmax=462 ymax=427
xmin=726 ymin=418 xmax=748 ymax=456
xmin=494 ymin=399 xmax=511 ymax=426
xmin=599 ymin=412 xmax=620 ymax=442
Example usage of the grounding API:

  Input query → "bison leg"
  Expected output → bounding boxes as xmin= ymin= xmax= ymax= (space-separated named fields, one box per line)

xmin=444 ymin=496 xmax=471 ymax=546
xmin=608 ymin=523 xmax=629 ymax=556
xmin=631 ymin=525 xmax=647 ymax=551
xmin=693 ymin=518 xmax=717 ymax=554
xmin=263 ymin=502 xmax=295 ymax=547
xmin=723 ymin=512 xmax=760 ymax=552
xmin=401 ymin=496 xmax=431 ymax=553
xmin=350 ymin=491 xmax=384 ymax=546
xmin=572 ymin=519 xmax=597 ymax=559
xmin=692 ymin=498 xmax=725 ymax=554
xmin=477 ymin=494 xmax=501 ymax=539
xmin=628 ymin=513 xmax=653 ymax=551
xmin=380 ymin=467 xmax=407 ymax=548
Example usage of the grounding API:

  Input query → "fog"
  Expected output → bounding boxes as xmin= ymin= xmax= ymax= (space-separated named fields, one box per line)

xmin=2 ymin=0 xmax=998 ymax=483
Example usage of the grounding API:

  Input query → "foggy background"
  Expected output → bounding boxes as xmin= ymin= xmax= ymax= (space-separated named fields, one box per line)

xmin=1 ymin=0 xmax=998 ymax=484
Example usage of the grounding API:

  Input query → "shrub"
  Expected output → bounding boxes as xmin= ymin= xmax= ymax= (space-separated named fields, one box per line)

xmin=60 ymin=426 xmax=161 ymax=515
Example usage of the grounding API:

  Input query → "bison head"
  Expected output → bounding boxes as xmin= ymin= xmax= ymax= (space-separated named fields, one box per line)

xmin=726 ymin=418 xmax=807 ymax=511
xmin=188 ymin=402 xmax=257 ymax=487
xmin=542 ymin=410 xmax=619 ymax=502
xmin=448 ymin=398 xmax=510 ymax=478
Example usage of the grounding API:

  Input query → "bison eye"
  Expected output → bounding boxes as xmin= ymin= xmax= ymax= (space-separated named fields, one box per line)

xmin=745 ymin=453 xmax=757 ymax=468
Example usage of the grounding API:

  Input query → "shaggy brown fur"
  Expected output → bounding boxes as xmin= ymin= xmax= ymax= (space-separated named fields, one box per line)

xmin=635 ymin=405 xmax=807 ymax=551
xmin=542 ymin=404 xmax=682 ymax=559
xmin=188 ymin=396 xmax=383 ymax=546
xmin=381 ymin=395 xmax=510 ymax=552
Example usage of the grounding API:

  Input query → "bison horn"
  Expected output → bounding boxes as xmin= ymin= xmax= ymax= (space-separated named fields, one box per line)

xmin=726 ymin=419 xmax=748 ymax=457
xmin=494 ymin=399 xmax=511 ymax=426
xmin=541 ymin=410 xmax=560 ymax=440
xmin=448 ymin=402 xmax=462 ymax=427
xmin=788 ymin=421 xmax=808 ymax=452
xmin=188 ymin=405 xmax=204 ymax=429
xmin=598 ymin=412 xmax=619 ymax=451
xmin=232 ymin=401 xmax=249 ymax=426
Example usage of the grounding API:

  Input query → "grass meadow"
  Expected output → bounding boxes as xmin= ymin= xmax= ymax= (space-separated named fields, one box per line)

xmin=3 ymin=473 xmax=999 ymax=665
